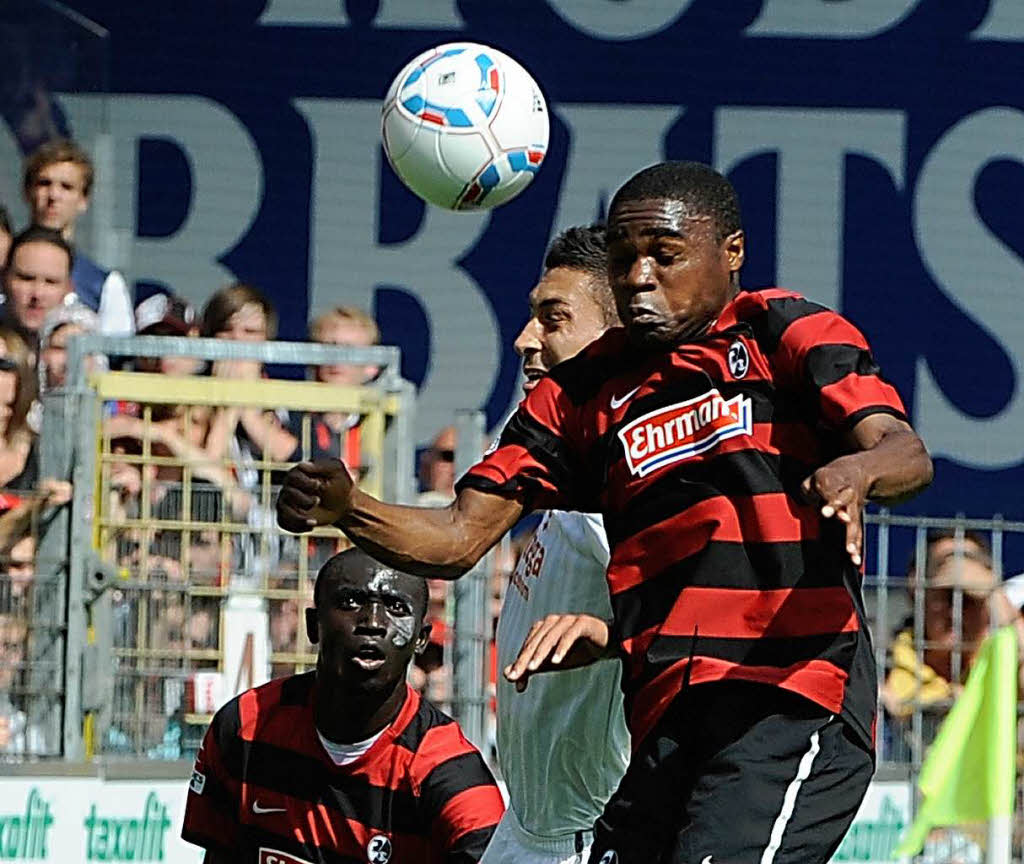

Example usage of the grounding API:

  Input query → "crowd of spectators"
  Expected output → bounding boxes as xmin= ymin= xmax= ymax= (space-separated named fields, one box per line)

xmin=0 ymin=137 xmax=470 ymax=757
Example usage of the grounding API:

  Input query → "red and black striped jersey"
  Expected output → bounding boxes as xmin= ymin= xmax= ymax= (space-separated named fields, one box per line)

xmin=459 ymin=288 xmax=908 ymax=751
xmin=182 ymin=672 xmax=504 ymax=863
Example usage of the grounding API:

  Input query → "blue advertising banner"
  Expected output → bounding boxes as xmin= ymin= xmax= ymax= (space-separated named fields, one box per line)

xmin=1 ymin=0 xmax=1021 ymax=530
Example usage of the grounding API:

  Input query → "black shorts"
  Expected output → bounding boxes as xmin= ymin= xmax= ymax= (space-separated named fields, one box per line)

xmin=590 ymin=681 xmax=874 ymax=864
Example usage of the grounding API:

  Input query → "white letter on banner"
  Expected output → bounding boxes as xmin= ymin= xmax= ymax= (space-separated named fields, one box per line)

xmin=747 ymin=0 xmax=919 ymax=38
xmin=0 ymin=125 xmax=27 ymax=228
xmin=913 ymin=108 xmax=1024 ymax=468
xmin=374 ymin=0 xmax=463 ymax=28
xmin=545 ymin=0 xmax=694 ymax=40
xmin=296 ymin=98 xmax=500 ymax=446
xmin=258 ymin=0 xmax=349 ymax=26
xmin=551 ymin=104 xmax=681 ymax=234
xmin=258 ymin=0 xmax=463 ymax=28
xmin=715 ymin=107 xmax=905 ymax=311
xmin=61 ymin=95 xmax=262 ymax=306
xmin=971 ymin=0 xmax=1024 ymax=41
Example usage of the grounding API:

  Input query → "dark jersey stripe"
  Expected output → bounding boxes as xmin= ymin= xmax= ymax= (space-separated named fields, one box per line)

xmin=499 ymin=409 xmax=577 ymax=485
xmin=420 ymin=752 xmax=497 ymax=819
xmin=637 ymin=631 xmax=860 ymax=687
xmin=279 ymin=671 xmax=317 ymax=705
xmin=393 ymin=698 xmax=455 ymax=753
xmin=603 ymin=451 xmax=815 ymax=547
xmin=610 ymin=539 xmax=854 ymax=643
xmin=805 ymin=343 xmax=881 ymax=389
xmin=745 ymin=296 xmax=830 ymax=355
xmin=842 ymin=404 xmax=907 ymax=432
xmin=449 ymin=826 xmax=501 ymax=864
xmin=233 ymin=740 xmax=423 ymax=833
xmin=547 ymin=328 xmax=637 ymax=406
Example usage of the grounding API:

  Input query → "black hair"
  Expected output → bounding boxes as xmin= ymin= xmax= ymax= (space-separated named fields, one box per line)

xmin=0 ymin=206 xmax=11 ymax=237
xmin=6 ymin=225 xmax=73 ymax=273
xmin=543 ymin=223 xmax=619 ymax=325
xmin=609 ymin=161 xmax=742 ymax=243
xmin=314 ymin=547 xmax=428 ymax=618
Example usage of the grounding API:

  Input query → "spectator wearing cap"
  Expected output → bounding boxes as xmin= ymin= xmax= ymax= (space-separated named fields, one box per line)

xmin=134 ymin=292 xmax=200 ymax=377
xmin=38 ymin=298 xmax=105 ymax=393
xmin=22 ymin=139 xmax=134 ymax=336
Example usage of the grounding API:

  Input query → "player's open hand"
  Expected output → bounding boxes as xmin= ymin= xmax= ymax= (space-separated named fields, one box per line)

xmin=504 ymin=613 xmax=610 ymax=692
xmin=277 ymin=460 xmax=355 ymax=533
xmin=801 ymin=455 xmax=870 ymax=567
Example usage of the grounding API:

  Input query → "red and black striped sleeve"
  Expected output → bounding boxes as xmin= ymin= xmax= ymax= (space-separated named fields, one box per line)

xmin=749 ymin=291 xmax=907 ymax=432
xmin=457 ymin=374 xmax=584 ymax=512
xmin=412 ymin=723 xmax=505 ymax=863
xmin=181 ymin=699 xmax=242 ymax=854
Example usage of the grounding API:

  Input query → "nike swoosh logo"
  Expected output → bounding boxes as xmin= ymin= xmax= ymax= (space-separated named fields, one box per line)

xmin=610 ymin=386 xmax=641 ymax=410
xmin=701 ymin=857 xmax=713 ymax=864
xmin=252 ymin=800 xmax=287 ymax=814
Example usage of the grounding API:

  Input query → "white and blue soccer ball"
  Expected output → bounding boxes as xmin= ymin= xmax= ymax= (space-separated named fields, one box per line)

xmin=381 ymin=43 xmax=549 ymax=211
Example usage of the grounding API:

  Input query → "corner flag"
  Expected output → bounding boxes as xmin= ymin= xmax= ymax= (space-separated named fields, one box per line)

xmin=894 ymin=626 xmax=1018 ymax=857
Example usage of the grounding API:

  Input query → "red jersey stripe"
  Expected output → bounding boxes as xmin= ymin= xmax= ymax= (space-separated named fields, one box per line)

xmin=623 ymin=586 xmax=859 ymax=642
xmin=819 ymin=374 xmax=905 ymax=430
xmin=434 ymin=784 xmax=506 ymax=847
xmin=609 ymin=494 xmax=820 ymax=593
xmin=628 ymin=656 xmax=849 ymax=749
xmin=408 ymin=724 xmax=484 ymax=791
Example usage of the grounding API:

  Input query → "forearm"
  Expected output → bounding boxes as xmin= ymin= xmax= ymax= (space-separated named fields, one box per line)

xmin=853 ymin=427 xmax=933 ymax=503
xmin=336 ymin=487 xmax=521 ymax=579
xmin=238 ymin=409 xmax=298 ymax=462
xmin=203 ymin=407 xmax=240 ymax=459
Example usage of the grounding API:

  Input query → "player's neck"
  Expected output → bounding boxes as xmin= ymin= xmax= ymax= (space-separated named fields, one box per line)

xmin=313 ymin=674 xmax=407 ymax=743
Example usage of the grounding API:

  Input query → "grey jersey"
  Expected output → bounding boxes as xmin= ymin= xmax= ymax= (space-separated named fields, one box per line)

xmin=495 ymin=510 xmax=630 ymax=837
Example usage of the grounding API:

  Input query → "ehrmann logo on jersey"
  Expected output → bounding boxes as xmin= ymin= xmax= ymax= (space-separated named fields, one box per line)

xmin=618 ymin=390 xmax=752 ymax=478
xmin=84 ymin=792 xmax=171 ymax=861
xmin=0 ymin=788 xmax=53 ymax=859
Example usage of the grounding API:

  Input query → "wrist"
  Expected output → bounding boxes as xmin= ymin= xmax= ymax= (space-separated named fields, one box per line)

xmin=333 ymin=485 xmax=364 ymax=528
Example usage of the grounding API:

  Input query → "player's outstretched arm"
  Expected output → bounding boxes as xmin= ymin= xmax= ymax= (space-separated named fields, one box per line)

xmin=504 ymin=613 xmax=613 ymax=692
xmin=277 ymin=460 xmax=525 ymax=578
xmin=802 ymin=414 xmax=933 ymax=565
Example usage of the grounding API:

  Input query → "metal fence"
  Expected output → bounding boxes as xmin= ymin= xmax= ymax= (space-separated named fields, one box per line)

xmin=21 ymin=333 xmax=416 ymax=762
xmin=861 ymin=512 xmax=1024 ymax=863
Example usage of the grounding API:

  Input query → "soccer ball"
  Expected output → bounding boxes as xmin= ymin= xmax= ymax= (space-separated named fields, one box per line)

xmin=381 ymin=43 xmax=549 ymax=211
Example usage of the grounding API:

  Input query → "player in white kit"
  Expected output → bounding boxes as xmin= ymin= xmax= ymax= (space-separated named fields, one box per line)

xmin=481 ymin=225 xmax=630 ymax=864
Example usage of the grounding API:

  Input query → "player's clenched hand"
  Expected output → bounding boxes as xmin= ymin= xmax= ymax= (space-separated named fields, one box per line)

xmin=801 ymin=455 xmax=871 ymax=566
xmin=276 ymin=460 xmax=355 ymax=533
xmin=504 ymin=614 xmax=610 ymax=692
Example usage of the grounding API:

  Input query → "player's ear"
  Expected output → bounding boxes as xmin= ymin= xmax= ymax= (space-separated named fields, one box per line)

xmin=414 ymin=622 xmax=432 ymax=655
xmin=724 ymin=229 xmax=745 ymax=274
xmin=305 ymin=607 xmax=319 ymax=645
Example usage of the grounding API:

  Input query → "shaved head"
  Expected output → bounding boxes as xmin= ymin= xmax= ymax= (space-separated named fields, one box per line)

xmin=314 ymin=547 xmax=429 ymax=619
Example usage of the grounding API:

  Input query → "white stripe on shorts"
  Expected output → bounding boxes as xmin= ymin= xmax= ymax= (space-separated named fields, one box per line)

xmin=759 ymin=718 xmax=830 ymax=864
